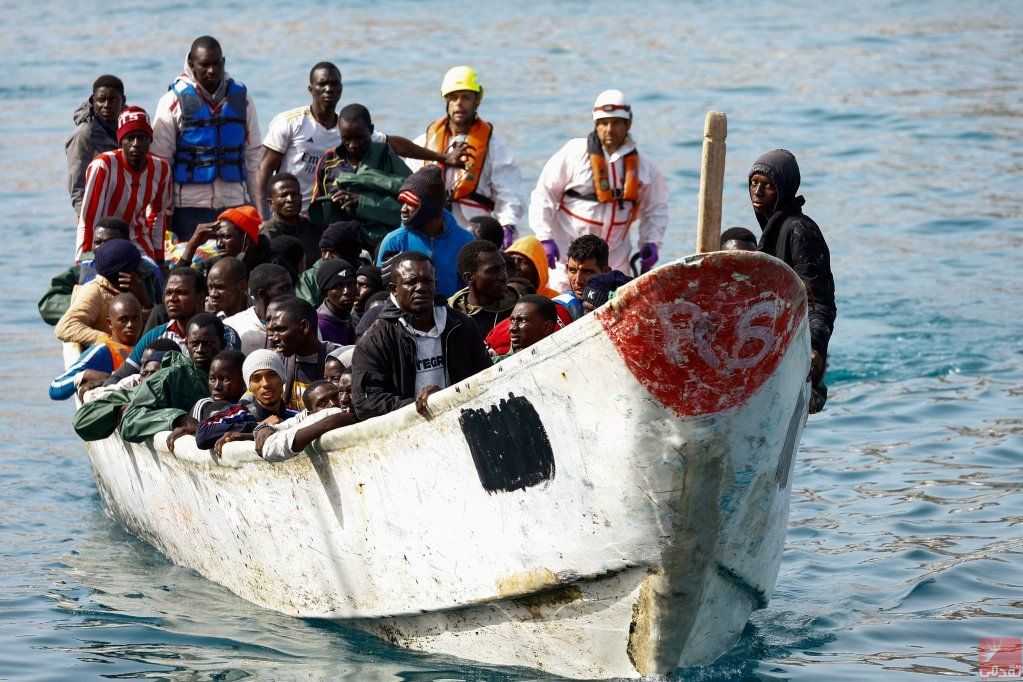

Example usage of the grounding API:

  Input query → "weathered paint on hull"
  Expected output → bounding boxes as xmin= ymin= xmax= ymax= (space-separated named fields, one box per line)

xmin=75 ymin=251 xmax=809 ymax=679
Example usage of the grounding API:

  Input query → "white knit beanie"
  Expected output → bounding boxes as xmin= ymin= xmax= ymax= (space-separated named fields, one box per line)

xmin=242 ymin=350 xmax=286 ymax=386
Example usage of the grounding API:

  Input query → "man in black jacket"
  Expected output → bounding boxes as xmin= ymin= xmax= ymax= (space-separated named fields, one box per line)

xmin=749 ymin=149 xmax=836 ymax=412
xmin=352 ymin=250 xmax=491 ymax=420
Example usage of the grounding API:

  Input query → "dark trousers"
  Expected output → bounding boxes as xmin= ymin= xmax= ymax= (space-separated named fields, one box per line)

xmin=171 ymin=207 xmax=220 ymax=241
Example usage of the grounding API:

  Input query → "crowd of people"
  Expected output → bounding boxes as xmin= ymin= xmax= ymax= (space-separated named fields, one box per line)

xmin=46 ymin=34 xmax=837 ymax=460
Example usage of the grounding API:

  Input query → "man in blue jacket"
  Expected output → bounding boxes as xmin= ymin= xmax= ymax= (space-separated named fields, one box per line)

xmin=375 ymin=166 xmax=474 ymax=298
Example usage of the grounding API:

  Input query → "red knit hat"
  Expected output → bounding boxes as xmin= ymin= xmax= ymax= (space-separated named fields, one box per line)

xmin=117 ymin=106 xmax=153 ymax=144
xmin=218 ymin=206 xmax=262 ymax=242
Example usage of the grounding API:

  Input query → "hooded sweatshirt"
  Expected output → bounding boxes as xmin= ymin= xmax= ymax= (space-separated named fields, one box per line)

xmin=505 ymin=236 xmax=561 ymax=298
xmin=749 ymin=149 xmax=836 ymax=362
xmin=66 ymin=100 xmax=119 ymax=214
xmin=447 ymin=285 xmax=519 ymax=336
xmin=150 ymin=56 xmax=261 ymax=210
xmin=374 ymin=210 xmax=474 ymax=298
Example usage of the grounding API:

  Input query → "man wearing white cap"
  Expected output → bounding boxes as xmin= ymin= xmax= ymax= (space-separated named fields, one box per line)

xmin=407 ymin=66 xmax=526 ymax=247
xmin=529 ymin=90 xmax=668 ymax=279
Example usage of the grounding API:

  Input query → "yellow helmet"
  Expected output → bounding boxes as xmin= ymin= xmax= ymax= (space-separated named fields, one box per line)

xmin=441 ymin=66 xmax=483 ymax=101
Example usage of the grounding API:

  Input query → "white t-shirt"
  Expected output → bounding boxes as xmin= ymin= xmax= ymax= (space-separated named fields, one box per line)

xmin=398 ymin=306 xmax=448 ymax=394
xmin=262 ymin=106 xmax=386 ymax=209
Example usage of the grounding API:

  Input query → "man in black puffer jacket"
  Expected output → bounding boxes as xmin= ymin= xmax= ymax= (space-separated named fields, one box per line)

xmin=352 ymin=250 xmax=492 ymax=421
xmin=748 ymin=149 xmax=836 ymax=413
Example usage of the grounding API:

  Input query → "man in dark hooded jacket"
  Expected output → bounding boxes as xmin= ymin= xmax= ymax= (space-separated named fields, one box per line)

xmin=66 ymin=75 xmax=125 ymax=214
xmin=748 ymin=149 xmax=836 ymax=412
xmin=352 ymin=250 xmax=491 ymax=420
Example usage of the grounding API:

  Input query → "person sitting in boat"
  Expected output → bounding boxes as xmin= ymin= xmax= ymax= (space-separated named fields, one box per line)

xmin=529 ymin=89 xmax=668 ymax=280
xmin=166 ymin=349 xmax=248 ymax=453
xmin=73 ymin=314 xmax=221 ymax=442
xmin=467 ymin=215 xmax=504 ymax=247
xmin=492 ymin=295 xmax=559 ymax=362
xmin=75 ymin=106 xmax=172 ymax=264
xmin=351 ymin=250 xmax=491 ymax=420
xmin=353 ymin=264 xmax=384 ymax=321
xmin=67 ymin=75 xmax=125 ymax=215
xmin=222 ymin=263 xmax=293 ymax=355
xmin=581 ymin=270 xmax=632 ymax=315
xmin=269 ymin=234 xmax=307 ymax=283
xmin=315 ymin=259 xmax=359 ymax=345
xmin=747 ymin=149 xmax=836 ymax=413
xmin=55 ymin=239 xmax=154 ymax=347
xmin=206 ymin=257 xmax=250 ymax=319
xmin=104 ymin=267 xmax=234 ymax=386
xmin=554 ymin=234 xmax=613 ymax=321
xmin=308 ymin=103 xmax=413 ymax=247
xmin=50 ymin=293 xmax=142 ymax=401
xmin=504 ymin=236 xmax=562 ymax=299
xmin=448 ymin=240 xmax=519 ymax=336
xmin=259 ymin=173 xmax=321 ymax=267
xmin=80 ymin=339 xmax=182 ymax=404
xmin=194 ymin=350 xmax=298 ymax=459
xmin=266 ymin=297 xmax=340 ymax=410
xmin=295 ymin=220 xmax=370 ymax=307
xmin=254 ymin=379 xmax=358 ymax=462
xmin=119 ymin=313 xmax=226 ymax=444
xmin=375 ymin=166 xmax=475 ymax=299
xmin=255 ymin=62 xmax=461 ymax=219
xmin=39 ymin=218 xmax=161 ymax=327
xmin=406 ymin=66 xmax=525 ymax=245
xmin=720 ymin=226 xmax=758 ymax=252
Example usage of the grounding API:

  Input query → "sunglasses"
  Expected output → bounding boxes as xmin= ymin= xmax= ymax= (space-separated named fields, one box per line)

xmin=594 ymin=104 xmax=631 ymax=113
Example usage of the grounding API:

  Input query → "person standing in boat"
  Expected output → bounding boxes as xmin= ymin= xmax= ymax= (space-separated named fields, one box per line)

xmin=407 ymin=66 xmax=525 ymax=246
xmin=151 ymin=36 xmax=262 ymax=241
xmin=253 ymin=62 xmax=466 ymax=218
xmin=748 ymin=149 xmax=836 ymax=413
xmin=529 ymin=90 xmax=668 ymax=280
xmin=75 ymin=106 xmax=173 ymax=263
xmin=66 ymin=75 xmax=125 ymax=215
xmin=375 ymin=166 xmax=476 ymax=298
xmin=351 ymin=251 xmax=491 ymax=421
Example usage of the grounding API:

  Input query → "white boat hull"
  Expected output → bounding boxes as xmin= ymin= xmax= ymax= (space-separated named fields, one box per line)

xmin=75 ymin=251 xmax=810 ymax=679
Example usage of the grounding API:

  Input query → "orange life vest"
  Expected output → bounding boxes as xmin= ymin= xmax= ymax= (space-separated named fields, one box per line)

xmin=102 ymin=337 xmax=133 ymax=371
xmin=586 ymin=131 xmax=640 ymax=204
xmin=424 ymin=116 xmax=493 ymax=204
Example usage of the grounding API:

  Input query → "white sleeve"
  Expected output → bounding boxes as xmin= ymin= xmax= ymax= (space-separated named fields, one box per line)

xmin=486 ymin=136 xmax=526 ymax=227
xmin=262 ymin=109 xmax=292 ymax=154
xmin=528 ymin=143 xmax=573 ymax=241
xmin=403 ymin=132 xmax=427 ymax=172
xmin=245 ymin=95 xmax=262 ymax=202
xmin=261 ymin=408 xmax=342 ymax=462
xmin=149 ymin=90 xmax=179 ymax=163
xmin=637 ymin=156 xmax=669 ymax=248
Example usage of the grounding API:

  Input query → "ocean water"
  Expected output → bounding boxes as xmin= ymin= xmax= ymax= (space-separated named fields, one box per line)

xmin=1 ymin=0 xmax=1021 ymax=680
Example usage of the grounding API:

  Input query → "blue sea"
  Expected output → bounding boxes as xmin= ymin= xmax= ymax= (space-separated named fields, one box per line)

xmin=1 ymin=1 xmax=1021 ymax=679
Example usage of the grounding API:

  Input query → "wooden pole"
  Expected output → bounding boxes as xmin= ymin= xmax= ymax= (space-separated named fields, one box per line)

xmin=696 ymin=112 xmax=727 ymax=253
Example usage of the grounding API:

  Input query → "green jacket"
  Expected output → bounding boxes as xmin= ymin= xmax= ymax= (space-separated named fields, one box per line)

xmin=295 ymin=259 xmax=327 ymax=307
xmin=308 ymin=142 xmax=412 ymax=245
xmin=118 ymin=352 xmax=210 ymax=443
xmin=72 ymin=388 xmax=131 ymax=441
xmin=39 ymin=253 xmax=160 ymax=326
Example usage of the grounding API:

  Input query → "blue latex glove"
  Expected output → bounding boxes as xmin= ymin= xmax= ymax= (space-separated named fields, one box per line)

xmin=541 ymin=239 xmax=560 ymax=269
xmin=502 ymin=225 xmax=515 ymax=250
xmin=639 ymin=242 xmax=659 ymax=272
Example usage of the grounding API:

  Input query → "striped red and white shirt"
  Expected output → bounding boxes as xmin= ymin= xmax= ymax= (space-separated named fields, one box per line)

xmin=76 ymin=150 xmax=172 ymax=263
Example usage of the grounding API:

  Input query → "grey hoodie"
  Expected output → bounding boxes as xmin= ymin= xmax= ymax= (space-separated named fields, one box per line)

xmin=65 ymin=100 xmax=118 ymax=213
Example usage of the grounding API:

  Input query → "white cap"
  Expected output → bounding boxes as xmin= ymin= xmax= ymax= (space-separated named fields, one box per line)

xmin=242 ymin=349 xmax=286 ymax=386
xmin=592 ymin=89 xmax=632 ymax=121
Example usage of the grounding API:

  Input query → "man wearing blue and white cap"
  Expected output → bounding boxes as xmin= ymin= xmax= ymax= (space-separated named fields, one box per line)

xmin=529 ymin=89 xmax=668 ymax=283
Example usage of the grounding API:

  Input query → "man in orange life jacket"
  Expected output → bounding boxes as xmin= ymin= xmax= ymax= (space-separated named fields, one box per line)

xmin=408 ymin=66 xmax=526 ymax=248
xmin=151 ymin=35 xmax=262 ymax=242
xmin=529 ymin=90 xmax=668 ymax=284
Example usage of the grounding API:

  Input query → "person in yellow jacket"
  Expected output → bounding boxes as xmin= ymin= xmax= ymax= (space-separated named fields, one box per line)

xmin=407 ymin=66 xmax=525 ymax=246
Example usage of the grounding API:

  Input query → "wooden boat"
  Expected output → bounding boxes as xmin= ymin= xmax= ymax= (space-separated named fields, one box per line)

xmin=68 ymin=250 xmax=810 ymax=679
